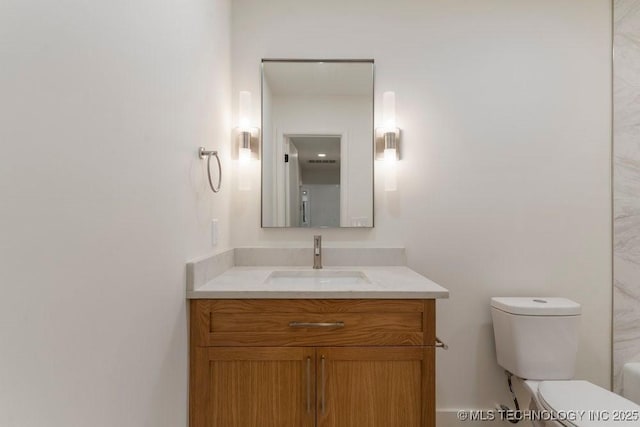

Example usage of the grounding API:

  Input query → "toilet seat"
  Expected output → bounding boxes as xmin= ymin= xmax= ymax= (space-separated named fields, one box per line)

xmin=536 ymin=380 xmax=640 ymax=427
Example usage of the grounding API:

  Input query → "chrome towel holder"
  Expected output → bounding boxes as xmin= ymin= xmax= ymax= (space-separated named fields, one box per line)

xmin=198 ymin=147 xmax=221 ymax=193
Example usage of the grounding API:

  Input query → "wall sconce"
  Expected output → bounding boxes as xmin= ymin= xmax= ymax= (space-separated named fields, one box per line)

xmin=375 ymin=91 xmax=400 ymax=192
xmin=236 ymin=91 xmax=259 ymax=191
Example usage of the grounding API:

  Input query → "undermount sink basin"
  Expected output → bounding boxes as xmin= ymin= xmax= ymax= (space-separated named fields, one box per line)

xmin=265 ymin=270 xmax=371 ymax=286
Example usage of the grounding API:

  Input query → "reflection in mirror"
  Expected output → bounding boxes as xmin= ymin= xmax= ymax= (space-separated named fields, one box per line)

xmin=261 ymin=60 xmax=374 ymax=228
xmin=289 ymin=135 xmax=341 ymax=227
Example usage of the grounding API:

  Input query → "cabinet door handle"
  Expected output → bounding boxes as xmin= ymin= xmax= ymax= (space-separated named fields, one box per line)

xmin=306 ymin=356 xmax=311 ymax=414
xmin=289 ymin=321 xmax=345 ymax=328
xmin=320 ymin=355 xmax=326 ymax=415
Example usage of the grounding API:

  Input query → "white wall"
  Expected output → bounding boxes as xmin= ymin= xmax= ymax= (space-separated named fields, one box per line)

xmin=231 ymin=0 xmax=612 ymax=417
xmin=0 ymin=0 xmax=232 ymax=426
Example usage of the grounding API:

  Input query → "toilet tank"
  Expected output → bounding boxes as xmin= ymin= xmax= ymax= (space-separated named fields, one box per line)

xmin=491 ymin=297 xmax=581 ymax=380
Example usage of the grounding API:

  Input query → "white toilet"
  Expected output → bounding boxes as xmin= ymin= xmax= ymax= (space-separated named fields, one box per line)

xmin=491 ymin=297 xmax=640 ymax=427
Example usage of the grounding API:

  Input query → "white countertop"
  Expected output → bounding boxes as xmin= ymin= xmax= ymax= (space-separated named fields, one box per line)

xmin=187 ymin=266 xmax=449 ymax=299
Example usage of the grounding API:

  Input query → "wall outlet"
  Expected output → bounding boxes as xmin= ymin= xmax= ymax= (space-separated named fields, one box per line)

xmin=211 ymin=219 xmax=218 ymax=247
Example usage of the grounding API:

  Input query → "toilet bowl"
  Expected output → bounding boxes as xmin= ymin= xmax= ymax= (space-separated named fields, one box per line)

xmin=524 ymin=380 xmax=640 ymax=427
xmin=622 ymin=363 xmax=640 ymax=405
xmin=491 ymin=297 xmax=640 ymax=426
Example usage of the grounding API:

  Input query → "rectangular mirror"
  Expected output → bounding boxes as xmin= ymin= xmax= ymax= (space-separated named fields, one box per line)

xmin=261 ymin=59 xmax=374 ymax=228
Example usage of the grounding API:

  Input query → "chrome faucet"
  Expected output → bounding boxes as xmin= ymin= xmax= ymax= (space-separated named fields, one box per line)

xmin=313 ymin=235 xmax=322 ymax=269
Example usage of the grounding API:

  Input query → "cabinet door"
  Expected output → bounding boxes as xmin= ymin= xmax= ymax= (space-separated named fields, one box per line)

xmin=316 ymin=347 xmax=434 ymax=427
xmin=190 ymin=347 xmax=316 ymax=427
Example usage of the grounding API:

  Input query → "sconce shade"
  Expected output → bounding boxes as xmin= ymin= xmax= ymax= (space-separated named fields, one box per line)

xmin=239 ymin=91 xmax=252 ymax=131
xmin=384 ymin=147 xmax=397 ymax=192
xmin=237 ymin=90 xmax=255 ymax=191
xmin=238 ymin=146 xmax=251 ymax=191
xmin=377 ymin=91 xmax=399 ymax=191
xmin=239 ymin=146 xmax=251 ymax=162
xmin=382 ymin=91 xmax=396 ymax=132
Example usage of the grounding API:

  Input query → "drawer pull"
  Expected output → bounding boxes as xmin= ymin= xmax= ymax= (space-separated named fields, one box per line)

xmin=435 ymin=336 xmax=448 ymax=350
xmin=289 ymin=321 xmax=345 ymax=328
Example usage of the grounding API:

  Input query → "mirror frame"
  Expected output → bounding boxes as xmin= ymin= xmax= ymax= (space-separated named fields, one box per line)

xmin=260 ymin=58 xmax=376 ymax=229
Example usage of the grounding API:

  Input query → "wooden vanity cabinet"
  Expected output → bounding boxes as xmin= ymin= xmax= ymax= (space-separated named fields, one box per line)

xmin=191 ymin=347 xmax=316 ymax=427
xmin=316 ymin=346 xmax=433 ymax=427
xmin=190 ymin=299 xmax=436 ymax=427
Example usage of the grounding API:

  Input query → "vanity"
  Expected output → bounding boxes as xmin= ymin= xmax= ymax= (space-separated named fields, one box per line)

xmin=187 ymin=254 xmax=448 ymax=427
xmin=188 ymin=59 xmax=448 ymax=426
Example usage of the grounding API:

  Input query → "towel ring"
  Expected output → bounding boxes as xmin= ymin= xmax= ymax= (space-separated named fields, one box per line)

xmin=199 ymin=147 xmax=221 ymax=193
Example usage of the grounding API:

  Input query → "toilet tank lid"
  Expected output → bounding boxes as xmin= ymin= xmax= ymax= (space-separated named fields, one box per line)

xmin=491 ymin=297 xmax=581 ymax=316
